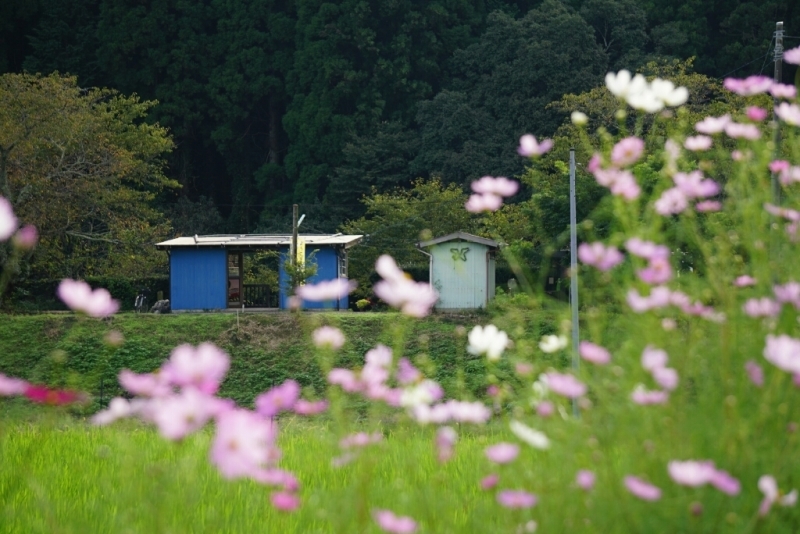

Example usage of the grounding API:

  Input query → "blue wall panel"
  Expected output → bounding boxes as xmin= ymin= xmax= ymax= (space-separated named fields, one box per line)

xmin=278 ymin=247 xmax=347 ymax=309
xmin=170 ymin=249 xmax=227 ymax=310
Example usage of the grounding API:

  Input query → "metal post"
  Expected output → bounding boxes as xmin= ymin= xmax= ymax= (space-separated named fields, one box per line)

xmin=773 ymin=22 xmax=784 ymax=205
xmin=569 ymin=149 xmax=580 ymax=417
xmin=291 ymin=204 xmax=298 ymax=269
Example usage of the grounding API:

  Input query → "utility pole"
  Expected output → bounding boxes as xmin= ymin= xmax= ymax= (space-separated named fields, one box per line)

xmin=773 ymin=21 xmax=784 ymax=205
xmin=569 ymin=148 xmax=580 ymax=417
xmin=291 ymin=204 xmax=299 ymax=269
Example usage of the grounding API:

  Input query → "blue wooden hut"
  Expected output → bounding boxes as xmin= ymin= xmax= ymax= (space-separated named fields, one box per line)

xmin=156 ymin=234 xmax=362 ymax=311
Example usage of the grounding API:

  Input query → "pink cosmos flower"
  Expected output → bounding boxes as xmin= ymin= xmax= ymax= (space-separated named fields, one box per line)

xmin=255 ymin=379 xmax=301 ymax=417
xmin=12 ymin=225 xmax=37 ymax=250
xmin=576 ymin=470 xmax=596 ymax=491
xmin=543 ymin=372 xmax=586 ymax=398
xmin=327 ymin=368 xmax=361 ymax=392
xmin=579 ymin=341 xmax=611 ymax=364
xmin=774 ymin=282 xmax=800 ymax=304
xmin=436 ymin=426 xmax=457 ymax=462
xmin=637 ymin=257 xmax=673 ymax=284
xmin=608 ymin=171 xmax=641 ymax=200
xmin=411 ymin=400 xmax=491 ymax=425
xmin=497 ymin=490 xmax=538 ymax=509
xmin=723 ymin=75 xmax=772 ymax=96
xmin=731 ymin=150 xmax=745 ymax=161
xmin=471 ymin=176 xmax=519 ymax=197
xmin=465 ymin=193 xmax=503 ymax=213
xmin=785 ymin=45 xmax=800 ymax=65
xmin=625 ymin=238 xmax=670 ymax=260
xmin=481 ymin=473 xmax=499 ymax=490
xmin=270 ymin=491 xmax=300 ymax=512
xmin=396 ymin=358 xmax=421 ymax=385
xmin=684 ymin=136 xmax=712 ymax=151
xmin=518 ymin=135 xmax=553 ymax=157
xmin=758 ymin=475 xmax=798 ymax=516
xmin=652 ymin=367 xmax=679 ymax=391
xmin=0 ymin=196 xmax=18 ymax=241
xmin=293 ymin=399 xmax=328 ymax=415
xmin=673 ymin=171 xmax=720 ymax=199
xmin=745 ymin=360 xmax=764 ymax=387
xmin=771 ymin=83 xmax=797 ymax=99
xmin=654 ymin=188 xmax=688 ymax=216
xmin=743 ymin=297 xmax=781 ymax=318
xmin=778 ymin=166 xmax=800 ymax=185
xmin=695 ymin=115 xmax=731 ymax=134
xmin=312 ymin=326 xmax=345 ymax=349
xmin=611 ymin=137 xmax=645 ymax=167
xmin=577 ymin=242 xmax=624 ymax=271
xmin=485 ymin=442 xmax=520 ymax=464
xmin=0 ymin=373 xmax=28 ymax=396
xmin=24 ymin=385 xmax=81 ymax=405
xmin=747 ymin=106 xmax=769 ymax=121
xmin=725 ymin=122 xmax=761 ymax=140
xmin=734 ymin=275 xmax=757 ymax=287
xmin=668 ymin=460 xmax=716 ymax=486
xmin=710 ymin=469 xmax=741 ymax=495
xmin=373 ymin=510 xmax=418 ymax=534
xmin=642 ymin=346 xmax=668 ymax=371
xmin=624 ymin=476 xmax=662 ymax=501
xmin=210 ymin=408 xmax=279 ymax=480
xmin=373 ymin=255 xmax=438 ymax=317
xmin=295 ymin=277 xmax=356 ymax=301
xmin=764 ymin=202 xmax=800 ymax=221
xmin=91 ymin=397 xmax=135 ymax=425
xmin=631 ymin=385 xmax=669 ymax=405
xmin=696 ymin=200 xmax=722 ymax=212
xmin=770 ymin=160 xmax=791 ymax=173
xmin=763 ymin=334 xmax=800 ymax=374
xmin=163 ymin=343 xmax=230 ymax=395
xmin=57 ymin=279 xmax=120 ymax=318
xmin=775 ymin=102 xmax=800 ymax=126
xmin=587 ymin=153 xmax=601 ymax=173
xmin=151 ymin=387 xmax=220 ymax=440
xmin=340 ymin=432 xmax=383 ymax=449
xmin=118 ymin=370 xmax=171 ymax=397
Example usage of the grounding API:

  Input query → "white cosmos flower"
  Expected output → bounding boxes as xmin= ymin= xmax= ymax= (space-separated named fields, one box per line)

xmin=539 ymin=335 xmax=568 ymax=353
xmin=510 ymin=420 xmax=550 ymax=450
xmin=467 ymin=324 xmax=509 ymax=361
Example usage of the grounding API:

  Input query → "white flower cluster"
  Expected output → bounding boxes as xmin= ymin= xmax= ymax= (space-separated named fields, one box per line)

xmin=605 ymin=70 xmax=688 ymax=113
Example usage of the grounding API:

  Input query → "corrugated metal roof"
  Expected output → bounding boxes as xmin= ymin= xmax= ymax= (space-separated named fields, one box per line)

xmin=417 ymin=231 xmax=498 ymax=248
xmin=156 ymin=234 xmax=363 ymax=249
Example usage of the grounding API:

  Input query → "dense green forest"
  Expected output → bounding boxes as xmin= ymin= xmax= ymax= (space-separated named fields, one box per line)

xmin=1 ymin=0 xmax=798 ymax=281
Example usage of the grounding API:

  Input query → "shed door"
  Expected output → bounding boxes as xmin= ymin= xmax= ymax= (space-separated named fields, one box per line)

xmin=227 ymin=252 xmax=243 ymax=307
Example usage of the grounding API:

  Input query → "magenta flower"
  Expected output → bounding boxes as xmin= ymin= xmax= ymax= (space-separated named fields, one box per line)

xmin=373 ymin=255 xmax=438 ymax=317
xmin=695 ymin=114 xmax=731 ymax=134
xmin=481 ymin=473 xmax=500 ymax=490
xmin=631 ymin=385 xmax=668 ymax=405
xmin=543 ymin=372 xmax=586 ymax=398
xmin=771 ymin=83 xmax=797 ymax=99
xmin=293 ymin=399 xmax=328 ymax=415
xmin=770 ymin=160 xmax=791 ymax=173
xmin=465 ymin=193 xmax=503 ymax=213
xmin=497 ymin=490 xmax=538 ymax=509
xmin=763 ymin=334 xmax=800 ymax=374
xmin=723 ymin=75 xmax=772 ymax=96
xmin=24 ymin=385 xmax=81 ymax=405
xmin=710 ymin=469 xmax=741 ymax=496
xmin=518 ymin=134 xmax=553 ymax=157
xmin=436 ymin=426 xmax=457 ymax=462
xmin=747 ymin=106 xmax=769 ymax=121
xmin=624 ymin=476 xmax=662 ymax=501
xmin=611 ymin=137 xmax=645 ymax=167
xmin=579 ymin=341 xmax=611 ymax=365
xmin=485 ymin=442 xmax=520 ymax=464
xmin=652 ymin=367 xmax=679 ymax=391
xmin=471 ymin=176 xmax=519 ymax=197
xmin=684 ymin=135 xmax=712 ymax=151
xmin=57 ymin=279 xmax=120 ymax=318
xmin=163 ymin=343 xmax=230 ymax=395
xmin=255 ymin=379 xmax=301 ymax=417
xmin=12 ymin=225 xmax=37 ymax=250
xmin=312 ymin=326 xmax=345 ymax=349
xmin=295 ymin=277 xmax=356 ymax=301
xmin=576 ymin=470 xmax=596 ymax=491
xmin=0 ymin=373 xmax=28 ymax=396
xmin=373 ymin=510 xmax=417 ymax=534
xmin=785 ymin=45 xmax=800 ymax=65
xmin=577 ymin=242 xmax=624 ymax=271
xmin=270 ymin=491 xmax=300 ymax=512
xmin=0 ymin=196 xmax=18 ymax=241
xmin=668 ymin=460 xmax=716 ymax=487
xmin=775 ymin=103 xmax=800 ymax=126
xmin=210 ymin=408 xmax=279 ymax=480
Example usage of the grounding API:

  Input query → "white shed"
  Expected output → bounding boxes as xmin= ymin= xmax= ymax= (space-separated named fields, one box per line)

xmin=417 ymin=232 xmax=499 ymax=310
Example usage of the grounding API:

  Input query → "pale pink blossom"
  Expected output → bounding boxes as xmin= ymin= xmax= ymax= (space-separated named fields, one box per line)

xmin=724 ymin=122 xmax=761 ymax=140
xmin=576 ymin=470 xmax=596 ymax=490
xmin=518 ymin=135 xmax=553 ymax=157
xmin=642 ymin=346 xmax=668 ymax=371
xmin=497 ymin=490 xmax=538 ymax=509
xmin=587 ymin=153 xmax=601 ymax=173
xmin=373 ymin=255 xmax=438 ymax=317
xmin=411 ymin=400 xmax=491 ymax=425
xmin=654 ymin=188 xmax=688 ymax=215
xmin=543 ymin=372 xmax=586 ymax=398
xmin=471 ymin=176 xmax=519 ymax=197
xmin=743 ymin=297 xmax=781 ymax=318
xmin=293 ymin=399 xmax=328 ymax=415
xmin=624 ymin=476 xmax=662 ymax=500
xmin=771 ymin=83 xmax=797 ymax=99
xmin=163 ymin=343 xmax=230 ymax=395
xmin=758 ymin=475 xmax=798 ymax=516
xmin=340 ymin=432 xmax=383 ymax=449
xmin=710 ymin=469 xmax=741 ymax=495
xmin=734 ymin=275 xmax=757 ymax=287
xmin=485 ymin=442 xmax=520 ymax=464
xmin=608 ymin=171 xmax=641 ymax=199
xmin=536 ymin=401 xmax=554 ymax=418
xmin=696 ymin=200 xmax=721 ymax=212
xmin=723 ymin=75 xmax=772 ymax=96
xmin=579 ymin=341 xmax=611 ymax=365
xmin=695 ymin=115 xmax=731 ymax=134
xmin=673 ymin=171 xmax=720 ymax=199
xmin=745 ymin=360 xmax=764 ymax=387
xmin=0 ymin=373 xmax=28 ymax=396
xmin=774 ymin=281 xmax=800 ymax=304
xmin=295 ymin=278 xmax=356 ymax=301
xmin=631 ymin=385 xmax=668 ymax=405
xmin=577 ymin=242 xmax=624 ymax=271
xmin=465 ymin=193 xmax=503 ymax=212
xmin=785 ymin=45 xmax=800 ymax=65
xmin=210 ymin=408 xmax=279 ymax=480
xmin=396 ymin=358 xmax=421 ymax=385
xmin=668 ymin=460 xmax=716 ymax=486
xmin=57 ymin=279 xmax=120 ymax=318
xmin=652 ymin=367 xmax=679 ymax=391
xmin=770 ymin=160 xmax=791 ymax=173
xmin=637 ymin=257 xmax=673 ymax=284
xmin=0 ymin=196 xmax=18 ymax=241
xmin=327 ymin=368 xmax=361 ymax=392
xmin=399 ymin=380 xmax=443 ymax=408
xmin=151 ymin=387 xmax=220 ymax=440
xmin=481 ymin=473 xmax=499 ymax=490
xmin=255 ymin=380 xmax=300 ymax=417
xmin=684 ymin=136 xmax=712 ymax=151
xmin=118 ymin=370 xmax=171 ymax=398
xmin=91 ymin=397 xmax=134 ymax=425
xmin=763 ymin=334 xmax=800 ymax=374
xmin=270 ymin=491 xmax=300 ymax=512
xmin=747 ymin=106 xmax=769 ymax=121
xmin=312 ymin=326 xmax=345 ymax=349
xmin=731 ymin=149 xmax=745 ymax=161
xmin=778 ymin=166 xmax=800 ymax=185
xmin=765 ymin=202 xmax=800 ymax=221
xmin=625 ymin=238 xmax=670 ymax=260
xmin=775 ymin=102 xmax=800 ymax=126
xmin=627 ymin=287 xmax=672 ymax=313
xmin=436 ymin=426 xmax=457 ymax=462
xmin=12 ymin=225 xmax=37 ymax=250
xmin=611 ymin=137 xmax=645 ymax=167
xmin=373 ymin=510 xmax=418 ymax=534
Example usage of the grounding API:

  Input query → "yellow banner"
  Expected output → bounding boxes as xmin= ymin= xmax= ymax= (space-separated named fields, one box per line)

xmin=296 ymin=237 xmax=305 ymax=267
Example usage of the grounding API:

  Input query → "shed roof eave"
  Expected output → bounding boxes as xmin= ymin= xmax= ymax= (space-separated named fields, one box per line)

xmin=417 ymin=231 xmax=499 ymax=249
